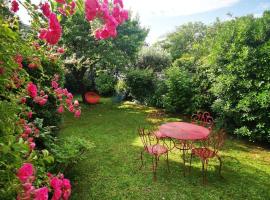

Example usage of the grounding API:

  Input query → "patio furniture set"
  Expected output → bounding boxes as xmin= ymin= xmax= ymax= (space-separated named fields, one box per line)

xmin=138 ymin=111 xmax=226 ymax=184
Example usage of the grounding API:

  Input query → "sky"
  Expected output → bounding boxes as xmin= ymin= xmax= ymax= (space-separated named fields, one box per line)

xmin=18 ymin=0 xmax=270 ymax=44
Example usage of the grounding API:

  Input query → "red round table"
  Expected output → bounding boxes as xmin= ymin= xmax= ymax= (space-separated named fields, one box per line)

xmin=155 ymin=122 xmax=211 ymax=176
xmin=157 ymin=122 xmax=210 ymax=141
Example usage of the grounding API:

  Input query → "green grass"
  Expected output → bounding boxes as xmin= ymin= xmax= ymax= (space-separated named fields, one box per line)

xmin=59 ymin=98 xmax=270 ymax=200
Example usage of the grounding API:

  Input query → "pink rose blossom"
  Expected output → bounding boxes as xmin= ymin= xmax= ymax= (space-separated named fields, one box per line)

xmin=67 ymin=93 xmax=73 ymax=100
xmin=74 ymin=109 xmax=81 ymax=118
xmin=39 ymin=12 xmax=62 ymax=45
xmin=52 ymin=189 xmax=62 ymax=200
xmin=38 ymin=98 xmax=48 ymax=106
xmin=85 ymin=0 xmax=100 ymax=21
xmin=55 ymin=0 xmax=65 ymax=4
xmin=34 ymin=128 xmax=40 ymax=137
xmin=11 ymin=0 xmax=19 ymax=12
xmin=113 ymin=0 xmax=123 ymax=8
xmin=17 ymin=163 xmax=35 ymax=183
xmin=21 ymin=97 xmax=27 ymax=104
xmin=62 ymin=179 xmax=71 ymax=200
xmin=24 ymin=125 xmax=32 ymax=135
xmin=74 ymin=100 xmax=79 ymax=107
xmin=34 ymin=187 xmax=49 ymax=200
xmin=50 ymin=177 xmax=63 ymax=189
xmin=28 ymin=111 xmax=33 ymax=119
xmin=51 ymin=80 xmax=59 ymax=89
xmin=66 ymin=98 xmax=72 ymax=105
xmin=27 ymin=82 xmax=38 ymax=98
xmin=57 ymin=47 xmax=65 ymax=54
xmin=69 ymin=104 xmax=74 ymax=113
xmin=40 ymin=2 xmax=51 ymax=18
xmin=57 ymin=105 xmax=64 ymax=113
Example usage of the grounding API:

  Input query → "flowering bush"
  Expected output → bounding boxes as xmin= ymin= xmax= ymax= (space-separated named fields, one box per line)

xmin=1 ymin=0 xmax=128 ymax=199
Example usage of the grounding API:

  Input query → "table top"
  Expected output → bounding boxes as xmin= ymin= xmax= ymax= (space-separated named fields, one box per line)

xmin=156 ymin=122 xmax=210 ymax=140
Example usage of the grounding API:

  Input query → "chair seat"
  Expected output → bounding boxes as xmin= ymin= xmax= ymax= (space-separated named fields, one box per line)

xmin=192 ymin=147 xmax=216 ymax=159
xmin=146 ymin=144 xmax=168 ymax=155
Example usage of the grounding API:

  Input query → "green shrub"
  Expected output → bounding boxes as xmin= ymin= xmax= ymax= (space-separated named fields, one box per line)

xmin=125 ymin=68 xmax=156 ymax=103
xmin=163 ymin=66 xmax=193 ymax=113
xmin=136 ymin=46 xmax=172 ymax=72
xmin=95 ymin=71 xmax=116 ymax=96
xmin=49 ymin=136 xmax=94 ymax=173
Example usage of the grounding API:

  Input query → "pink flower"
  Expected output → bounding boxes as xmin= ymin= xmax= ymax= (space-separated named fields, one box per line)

xmin=24 ymin=125 xmax=32 ymax=135
xmin=50 ymin=177 xmax=63 ymax=189
xmin=28 ymin=111 xmax=33 ymax=119
xmin=34 ymin=128 xmax=40 ymax=137
xmin=67 ymin=93 xmax=73 ymax=100
xmin=29 ymin=141 xmax=36 ymax=151
xmin=66 ymin=98 xmax=72 ymax=105
xmin=38 ymin=98 xmax=48 ymax=106
xmin=52 ymin=189 xmax=62 ymax=200
xmin=62 ymin=88 xmax=68 ymax=95
xmin=51 ymin=80 xmax=59 ymax=89
xmin=57 ymin=105 xmax=64 ymax=113
xmin=34 ymin=187 xmax=49 ymax=200
xmin=74 ymin=100 xmax=79 ymax=107
xmin=11 ymin=0 xmax=19 ymax=12
xmin=69 ymin=104 xmax=74 ymax=113
xmin=85 ymin=0 xmax=100 ymax=21
xmin=39 ymin=12 xmax=62 ymax=45
xmin=28 ymin=63 xmax=38 ymax=69
xmin=21 ymin=97 xmax=27 ymax=104
xmin=113 ymin=0 xmax=123 ymax=8
xmin=62 ymin=179 xmax=71 ymax=200
xmin=40 ymin=2 xmax=51 ymax=18
xmin=27 ymin=82 xmax=38 ymax=98
xmin=57 ymin=47 xmax=65 ymax=54
xmin=17 ymin=163 xmax=35 ymax=183
xmin=74 ymin=109 xmax=81 ymax=118
xmin=55 ymin=0 xmax=65 ymax=4
xmin=69 ymin=1 xmax=76 ymax=15
xmin=15 ymin=54 xmax=23 ymax=69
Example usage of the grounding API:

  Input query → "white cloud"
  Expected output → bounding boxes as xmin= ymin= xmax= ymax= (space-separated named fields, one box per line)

xmin=125 ymin=0 xmax=240 ymax=17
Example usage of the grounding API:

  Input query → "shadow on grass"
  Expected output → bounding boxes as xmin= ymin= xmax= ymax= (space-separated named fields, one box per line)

xmin=59 ymin=98 xmax=270 ymax=200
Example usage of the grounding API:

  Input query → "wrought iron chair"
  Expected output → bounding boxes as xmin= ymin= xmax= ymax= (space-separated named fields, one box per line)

xmin=191 ymin=111 xmax=214 ymax=130
xmin=138 ymin=128 xmax=169 ymax=181
xmin=189 ymin=129 xmax=226 ymax=184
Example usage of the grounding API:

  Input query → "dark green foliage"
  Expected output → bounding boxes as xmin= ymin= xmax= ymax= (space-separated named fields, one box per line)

xmin=61 ymin=13 xmax=148 ymax=97
xmin=125 ymin=68 xmax=156 ymax=103
xmin=159 ymin=11 xmax=270 ymax=143
xmin=49 ymin=136 xmax=94 ymax=173
xmin=136 ymin=46 xmax=172 ymax=72
xmin=95 ymin=71 xmax=116 ymax=96
xmin=163 ymin=66 xmax=193 ymax=113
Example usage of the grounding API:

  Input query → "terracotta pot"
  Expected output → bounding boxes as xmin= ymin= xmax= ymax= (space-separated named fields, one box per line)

xmin=84 ymin=92 xmax=100 ymax=104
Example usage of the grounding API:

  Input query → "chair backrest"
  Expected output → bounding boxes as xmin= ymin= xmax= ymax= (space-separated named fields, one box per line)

xmin=138 ymin=128 xmax=157 ymax=149
xmin=207 ymin=129 xmax=226 ymax=154
xmin=191 ymin=111 xmax=214 ymax=130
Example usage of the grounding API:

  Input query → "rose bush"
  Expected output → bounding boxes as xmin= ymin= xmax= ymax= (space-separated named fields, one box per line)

xmin=1 ymin=0 xmax=128 ymax=199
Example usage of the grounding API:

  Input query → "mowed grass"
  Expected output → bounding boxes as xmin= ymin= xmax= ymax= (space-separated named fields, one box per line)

xmin=59 ymin=98 xmax=270 ymax=200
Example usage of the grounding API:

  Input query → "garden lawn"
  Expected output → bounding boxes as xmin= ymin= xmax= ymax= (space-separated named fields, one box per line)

xmin=59 ymin=98 xmax=270 ymax=200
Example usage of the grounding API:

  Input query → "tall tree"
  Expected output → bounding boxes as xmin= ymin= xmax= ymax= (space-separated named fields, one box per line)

xmin=61 ymin=12 xmax=148 ymax=99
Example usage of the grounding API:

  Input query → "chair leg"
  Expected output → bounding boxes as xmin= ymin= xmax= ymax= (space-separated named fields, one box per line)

xmin=202 ymin=160 xmax=205 ymax=184
xmin=182 ymin=148 xmax=186 ymax=176
xmin=152 ymin=155 xmax=158 ymax=181
xmin=166 ymin=152 xmax=170 ymax=172
xmin=189 ymin=153 xmax=193 ymax=173
xmin=204 ymin=160 xmax=208 ymax=184
xmin=217 ymin=156 xmax=222 ymax=177
xmin=139 ymin=151 xmax=144 ymax=170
